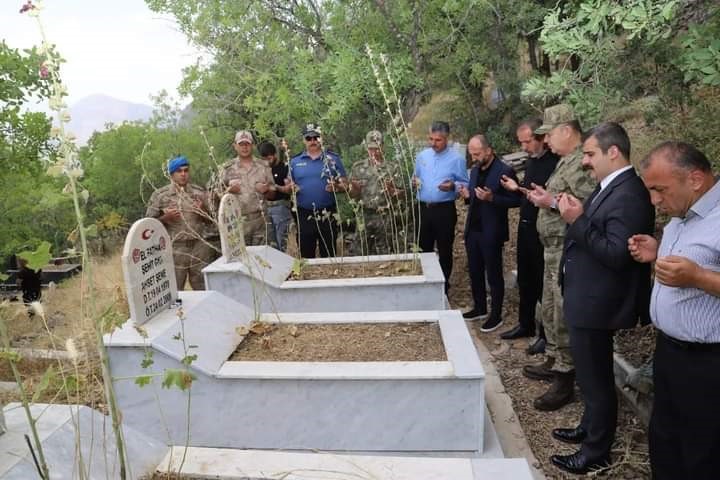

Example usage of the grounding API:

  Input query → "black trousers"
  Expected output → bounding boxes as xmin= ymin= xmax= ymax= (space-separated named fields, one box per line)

xmin=516 ymin=220 xmax=543 ymax=332
xmin=296 ymin=207 xmax=337 ymax=258
xmin=650 ymin=332 xmax=720 ymax=480
xmin=418 ymin=202 xmax=456 ymax=291
xmin=465 ymin=231 xmax=504 ymax=320
xmin=568 ymin=326 xmax=616 ymax=460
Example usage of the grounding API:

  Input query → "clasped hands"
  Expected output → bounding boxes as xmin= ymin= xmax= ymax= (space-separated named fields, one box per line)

xmin=628 ymin=234 xmax=702 ymax=288
xmin=458 ymin=183 xmax=493 ymax=202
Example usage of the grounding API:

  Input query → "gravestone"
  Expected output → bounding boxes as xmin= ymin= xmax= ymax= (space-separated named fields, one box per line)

xmin=121 ymin=218 xmax=178 ymax=325
xmin=218 ymin=193 xmax=246 ymax=262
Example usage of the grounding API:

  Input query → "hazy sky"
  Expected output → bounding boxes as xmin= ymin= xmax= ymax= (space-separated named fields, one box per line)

xmin=2 ymin=0 xmax=201 ymax=106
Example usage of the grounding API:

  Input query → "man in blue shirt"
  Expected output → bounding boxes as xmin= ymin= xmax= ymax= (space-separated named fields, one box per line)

xmin=289 ymin=123 xmax=348 ymax=258
xmin=413 ymin=121 xmax=469 ymax=293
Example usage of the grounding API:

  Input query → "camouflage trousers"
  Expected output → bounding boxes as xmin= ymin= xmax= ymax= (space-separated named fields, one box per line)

xmin=345 ymin=211 xmax=392 ymax=256
xmin=243 ymin=212 xmax=276 ymax=248
xmin=173 ymin=238 xmax=212 ymax=290
xmin=540 ymin=243 xmax=574 ymax=372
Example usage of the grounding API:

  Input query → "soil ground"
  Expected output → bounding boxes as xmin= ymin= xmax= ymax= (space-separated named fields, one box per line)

xmin=288 ymin=259 xmax=421 ymax=281
xmin=5 ymin=204 xmax=653 ymax=478
xmin=449 ymin=204 xmax=651 ymax=479
xmin=230 ymin=322 xmax=445 ymax=362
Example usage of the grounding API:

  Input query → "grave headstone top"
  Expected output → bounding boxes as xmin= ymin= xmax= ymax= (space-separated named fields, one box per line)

xmin=122 ymin=218 xmax=178 ymax=325
xmin=218 ymin=193 xmax=247 ymax=262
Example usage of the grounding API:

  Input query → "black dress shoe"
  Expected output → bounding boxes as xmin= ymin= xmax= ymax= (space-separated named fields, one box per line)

xmin=552 ymin=426 xmax=587 ymax=444
xmin=500 ymin=325 xmax=534 ymax=340
xmin=551 ymin=450 xmax=610 ymax=475
xmin=526 ymin=337 xmax=546 ymax=355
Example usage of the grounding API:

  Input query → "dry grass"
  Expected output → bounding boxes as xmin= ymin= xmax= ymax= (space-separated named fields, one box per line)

xmin=288 ymin=260 xmax=421 ymax=281
xmin=0 ymin=252 xmax=129 ymax=409
xmin=230 ymin=322 xmax=445 ymax=362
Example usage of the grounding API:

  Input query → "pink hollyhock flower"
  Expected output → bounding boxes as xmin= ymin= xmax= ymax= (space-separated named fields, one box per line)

xmin=39 ymin=63 xmax=49 ymax=78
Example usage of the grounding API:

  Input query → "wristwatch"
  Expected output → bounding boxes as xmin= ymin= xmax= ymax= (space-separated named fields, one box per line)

xmin=550 ymin=198 xmax=558 ymax=210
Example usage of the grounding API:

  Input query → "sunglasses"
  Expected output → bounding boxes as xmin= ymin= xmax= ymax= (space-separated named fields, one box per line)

xmin=304 ymin=136 xmax=320 ymax=141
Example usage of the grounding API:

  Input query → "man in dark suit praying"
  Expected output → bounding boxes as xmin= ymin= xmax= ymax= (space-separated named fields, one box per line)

xmin=551 ymin=122 xmax=655 ymax=474
xmin=459 ymin=134 xmax=521 ymax=332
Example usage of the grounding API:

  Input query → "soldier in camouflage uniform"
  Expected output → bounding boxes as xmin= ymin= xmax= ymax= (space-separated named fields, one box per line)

xmin=522 ymin=104 xmax=596 ymax=411
xmin=147 ymin=155 xmax=212 ymax=290
xmin=210 ymin=130 xmax=277 ymax=247
xmin=347 ymin=131 xmax=403 ymax=255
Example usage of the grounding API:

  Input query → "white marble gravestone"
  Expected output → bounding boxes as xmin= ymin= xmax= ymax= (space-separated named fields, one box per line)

xmin=218 ymin=193 xmax=246 ymax=262
xmin=121 ymin=218 xmax=178 ymax=325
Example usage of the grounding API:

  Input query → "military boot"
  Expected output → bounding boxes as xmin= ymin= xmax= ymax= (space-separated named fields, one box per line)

xmin=533 ymin=370 xmax=575 ymax=411
xmin=522 ymin=356 xmax=555 ymax=381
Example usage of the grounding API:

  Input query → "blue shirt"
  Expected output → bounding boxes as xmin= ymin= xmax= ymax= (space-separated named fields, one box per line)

xmin=651 ymin=179 xmax=720 ymax=342
xmin=414 ymin=146 xmax=469 ymax=203
xmin=290 ymin=150 xmax=347 ymax=210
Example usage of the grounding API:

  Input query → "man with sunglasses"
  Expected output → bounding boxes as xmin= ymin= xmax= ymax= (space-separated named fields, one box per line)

xmin=288 ymin=123 xmax=348 ymax=258
xmin=147 ymin=155 xmax=212 ymax=290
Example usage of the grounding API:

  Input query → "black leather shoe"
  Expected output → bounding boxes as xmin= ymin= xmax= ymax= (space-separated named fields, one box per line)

xmin=500 ymin=325 xmax=534 ymax=340
xmin=526 ymin=337 xmax=546 ymax=355
xmin=551 ymin=450 xmax=610 ymax=475
xmin=522 ymin=357 xmax=555 ymax=381
xmin=552 ymin=426 xmax=587 ymax=444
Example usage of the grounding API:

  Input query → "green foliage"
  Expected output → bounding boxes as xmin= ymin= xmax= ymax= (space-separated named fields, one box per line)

xmin=679 ymin=22 xmax=720 ymax=86
xmin=17 ymin=241 xmax=53 ymax=271
xmin=161 ymin=368 xmax=196 ymax=390
xmin=523 ymin=0 xmax=681 ymax=124
xmin=31 ymin=366 xmax=56 ymax=403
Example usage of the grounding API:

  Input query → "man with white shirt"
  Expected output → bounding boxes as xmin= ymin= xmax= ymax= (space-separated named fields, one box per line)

xmin=629 ymin=141 xmax=720 ymax=480
xmin=550 ymin=122 xmax=655 ymax=474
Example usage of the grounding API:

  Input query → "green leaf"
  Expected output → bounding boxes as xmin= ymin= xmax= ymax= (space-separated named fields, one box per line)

xmin=140 ymin=350 xmax=154 ymax=369
xmin=135 ymin=375 xmax=153 ymax=387
xmin=31 ymin=365 xmax=55 ymax=403
xmin=0 ymin=273 xmax=8 ymax=282
xmin=161 ymin=369 xmax=196 ymax=391
xmin=181 ymin=354 xmax=197 ymax=366
xmin=17 ymin=241 xmax=52 ymax=271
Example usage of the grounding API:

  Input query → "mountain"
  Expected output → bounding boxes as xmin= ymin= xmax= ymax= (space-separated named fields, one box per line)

xmin=66 ymin=94 xmax=154 ymax=144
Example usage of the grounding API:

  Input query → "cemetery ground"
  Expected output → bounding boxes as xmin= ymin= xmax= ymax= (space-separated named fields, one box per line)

xmin=1 ymin=206 xmax=653 ymax=479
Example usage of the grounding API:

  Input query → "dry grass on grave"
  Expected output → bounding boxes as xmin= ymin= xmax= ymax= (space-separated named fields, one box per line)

xmin=230 ymin=322 xmax=446 ymax=362
xmin=288 ymin=259 xmax=421 ymax=281
xmin=0 ymin=252 xmax=127 ymax=409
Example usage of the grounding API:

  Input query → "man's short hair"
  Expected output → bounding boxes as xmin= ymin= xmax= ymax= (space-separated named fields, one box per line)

xmin=430 ymin=121 xmax=450 ymax=136
xmin=517 ymin=118 xmax=544 ymax=141
xmin=562 ymin=119 xmax=583 ymax=135
xmin=469 ymin=134 xmax=491 ymax=149
xmin=582 ymin=122 xmax=631 ymax=160
xmin=641 ymin=141 xmax=712 ymax=173
xmin=258 ymin=141 xmax=277 ymax=157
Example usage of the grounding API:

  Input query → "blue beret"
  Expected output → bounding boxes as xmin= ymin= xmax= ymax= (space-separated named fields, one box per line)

xmin=168 ymin=155 xmax=189 ymax=174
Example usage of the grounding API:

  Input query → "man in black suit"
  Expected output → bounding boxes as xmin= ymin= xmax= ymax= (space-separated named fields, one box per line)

xmin=459 ymin=135 xmax=521 ymax=332
xmin=550 ymin=122 xmax=655 ymax=474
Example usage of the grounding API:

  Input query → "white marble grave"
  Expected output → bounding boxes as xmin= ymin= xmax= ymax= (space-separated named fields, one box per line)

xmin=218 ymin=193 xmax=247 ymax=261
xmin=0 ymin=403 xmax=167 ymax=479
xmin=203 ymin=246 xmax=447 ymax=312
xmin=104 ymin=299 xmax=486 ymax=453
xmin=156 ymin=447 xmax=535 ymax=480
xmin=121 ymin=217 xmax=178 ymax=325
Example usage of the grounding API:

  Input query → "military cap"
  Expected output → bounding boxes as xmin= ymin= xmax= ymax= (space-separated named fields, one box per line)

xmin=535 ymin=104 xmax=576 ymax=134
xmin=365 ymin=130 xmax=383 ymax=148
xmin=234 ymin=130 xmax=255 ymax=144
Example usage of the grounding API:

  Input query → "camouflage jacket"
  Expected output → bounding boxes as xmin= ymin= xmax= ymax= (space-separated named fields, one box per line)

xmin=213 ymin=156 xmax=274 ymax=216
xmin=146 ymin=183 xmax=209 ymax=241
xmin=537 ymin=146 xmax=596 ymax=243
xmin=350 ymin=160 xmax=401 ymax=212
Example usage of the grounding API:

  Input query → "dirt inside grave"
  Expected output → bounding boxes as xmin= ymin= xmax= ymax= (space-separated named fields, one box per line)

xmin=229 ymin=322 xmax=446 ymax=362
xmin=288 ymin=259 xmax=421 ymax=281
